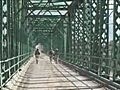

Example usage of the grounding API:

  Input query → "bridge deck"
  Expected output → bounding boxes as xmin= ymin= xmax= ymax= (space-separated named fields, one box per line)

xmin=16 ymin=53 xmax=108 ymax=90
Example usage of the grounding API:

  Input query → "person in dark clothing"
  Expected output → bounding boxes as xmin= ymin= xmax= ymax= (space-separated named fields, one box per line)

xmin=49 ymin=49 xmax=54 ymax=63
xmin=35 ymin=49 xmax=40 ymax=64
xmin=54 ymin=48 xmax=59 ymax=64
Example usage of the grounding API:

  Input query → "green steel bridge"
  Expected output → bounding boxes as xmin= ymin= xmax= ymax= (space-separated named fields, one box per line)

xmin=0 ymin=0 xmax=120 ymax=89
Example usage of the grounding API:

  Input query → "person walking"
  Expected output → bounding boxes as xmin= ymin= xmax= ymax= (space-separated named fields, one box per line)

xmin=54 ymin=48 xmax=59 ymax=64
xmin=49 ymin=49 xmax=54 ymax=63
xmin=35 ymin=49 xmax=40 ymax=64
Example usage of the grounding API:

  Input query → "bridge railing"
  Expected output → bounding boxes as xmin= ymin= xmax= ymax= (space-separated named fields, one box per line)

xmin=0 ymin=53 xmax=31 ymax=88
xmin=59 ymin=53 xmax=120 ymax=89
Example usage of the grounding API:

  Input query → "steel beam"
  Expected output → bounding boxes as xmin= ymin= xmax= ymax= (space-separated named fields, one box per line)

xmin=27 ymin=15 xmax=65 ymax=18
xmin=0 ymin=0 xmax=2 ymax=88
xmin=113 ymin=0 xmax=120 ymax=81
xmin=27 ymin=6 xmax=68 ymax=10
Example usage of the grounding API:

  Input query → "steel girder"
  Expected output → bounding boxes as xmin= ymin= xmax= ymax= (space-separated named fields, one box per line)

xmin=27 ymin=0 xmax=69 ymax=17
xmin=0 ymin=0 xmax=30 ymax=88
xmin=65 ymin=0 xmax=110 ymax=79
xmin=25 ymin=1 xmax=69 ymax=50
xmin=52 ymin=17 xmax=67 ymax=54
xmin=25 ymin=0 xmax=72 ymax=51
xmin=89 ymin=0 xmax=109 ymax=76
xmin=63 ymin=0 xmax=120 ymax=85
xmin=1 ymin=0 xmax=9 ymax=85
xmin=113 ymin=0 xmax=120 ymax=81
xmin=0 ymin=0 xmax=2 ymax=87
xmin=26 ymin=0 xmax=120 ymax=86
xmin=0 ymin=0 xmax=120 ymax=88
xmin=27 ymin=16 xmax=61 ymax=49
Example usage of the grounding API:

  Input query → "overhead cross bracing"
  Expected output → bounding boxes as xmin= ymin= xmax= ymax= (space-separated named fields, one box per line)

xmin=25 ymin=0 xmax=74 ymax=52
xmin=26 ymin=0 xmax=72 ymax=49
xmin=27 ymin=0 xmax=71 ymax=16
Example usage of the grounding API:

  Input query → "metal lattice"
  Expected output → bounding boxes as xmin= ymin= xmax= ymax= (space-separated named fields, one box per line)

xmin=1 ymin=0 xmax=120 ymax=89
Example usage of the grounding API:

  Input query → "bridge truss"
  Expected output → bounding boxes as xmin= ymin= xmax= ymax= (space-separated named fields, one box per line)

xmin=0 ymin=0 xmax=120 ymax=89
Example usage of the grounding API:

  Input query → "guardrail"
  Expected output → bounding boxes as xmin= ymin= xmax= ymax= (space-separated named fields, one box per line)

xmin=59 ymin=53 xmax=120 ymax=89
xmin=0 ymin=53 xmax=31 ymax=88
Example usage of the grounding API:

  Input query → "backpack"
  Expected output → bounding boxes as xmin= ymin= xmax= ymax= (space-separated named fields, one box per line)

xmin=49 ymin=50 xmax=54 ymax=55
xmin=35 ymin=49 xmax=40 ymax=55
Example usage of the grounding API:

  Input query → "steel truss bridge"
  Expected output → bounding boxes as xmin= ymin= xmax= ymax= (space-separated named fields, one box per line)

xmin=0 ymin=0 xmax=120 ymax=89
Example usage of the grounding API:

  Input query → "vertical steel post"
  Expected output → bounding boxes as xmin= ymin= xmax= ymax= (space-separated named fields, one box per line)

xmin=0 ymin=0 xmax=2 ymax=88
xmin=7 ymin=0 xmax=11 ymax=79
xmin=68 ymin=12 xmax=71 ymax=54
xmin=113 ymin=0 xmax=120 ymax=81
xmin=63 ymin=18 xmax=67 ymax=59
xmin=50 ymin=31 xmax=53 ymax=49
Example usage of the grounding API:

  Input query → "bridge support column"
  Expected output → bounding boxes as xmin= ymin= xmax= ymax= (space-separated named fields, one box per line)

xmin=0 ymin=0 xmax=2 ymax=88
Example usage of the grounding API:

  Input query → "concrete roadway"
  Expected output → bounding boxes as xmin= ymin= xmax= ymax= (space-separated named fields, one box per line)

xmin=15 ymin=53 xmax=109 ymax=90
